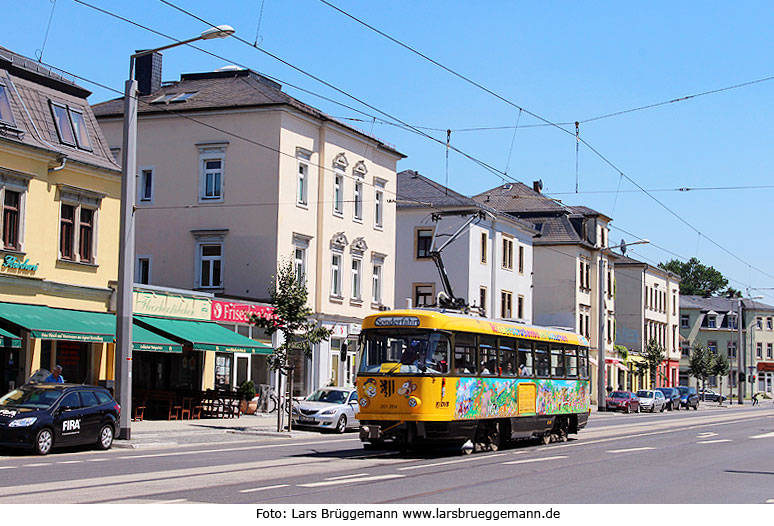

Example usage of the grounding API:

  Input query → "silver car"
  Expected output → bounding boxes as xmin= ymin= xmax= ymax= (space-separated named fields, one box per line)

xmin=291 ymin=387 xmax=359 ymax=433
xmin=637 ymin=389 xmax=666 ymax=413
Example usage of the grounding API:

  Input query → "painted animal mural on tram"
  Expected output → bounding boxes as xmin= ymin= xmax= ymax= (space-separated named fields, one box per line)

xmin=454 ymin=378 xmax=589 ymax=419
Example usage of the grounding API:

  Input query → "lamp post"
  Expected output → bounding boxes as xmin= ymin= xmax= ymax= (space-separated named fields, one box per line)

xmin=735 ymin=295 xmax=762 ymax=405
xmin=597 ymin=238 xmax=649 ymax=412
xmin=115 ymin=25 xmax=234 ymax=440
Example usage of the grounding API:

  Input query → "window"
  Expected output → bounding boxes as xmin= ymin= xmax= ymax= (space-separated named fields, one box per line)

xmin=197 ymin=143 xmax=226 ymax=202
xmin=707 ymin=341 xmax=717 ymax=354
xmin=768 ymin=343 xmax=773 ymax=359
xmin=372 ymin=262 xmax=382 ymax=305
xmin=672 ymin=291 xmax=677 ymax=315
xmin=566 ymin=347 xmax=578 ymax=378
xmin=502 ymin=237 xmax=514 ymax=270
xmin=480 ymin=232 xmax=488 ymax=264
xmin=331 ymin=253 xmax=342 ymax=297
xmin=60 ymin=204 xmax=74 ymax=260
xmin=579 ymin=312 xmax=584 ymax=337
xmin=756 ymin=342 xmax=762 ymax=359
xmin=198 ymin=244 xmax=223 ymax=288
xmin=728 ymin=315 xmax=737 ymax=329
xmin=757 ymin=317 xmax=763 ymax=330
xmin=49 ymin=101 xmax=91 ymax=150
xmin=479 ymin=336 xmax=497 ymax=375
xmin=584 ymin=314 xmax=590 ymax=338
xmin=333 ymin=173 xmax=344 ymax=215
xmin=579 ymin=259 xmax=590 ymax=290
xmin=0 ymin=84 xmax=16 ymax=126
xmin=517 ymin=295 xmax=524 ymax=319
xmin=416 ymin=228 xmax=433 ymax=258
xmin=607 ymin=318 xmax=612 ymax=343
xmin=768 ymin=318 xmax=772 ymax=330
xmin=50 ymin=102 xmax=75 ymax=146
xmin=374 ymin=186 xmax=384 ymax=228
xmin=351 ymin=258 xmax=362 ymax=300
xmin=139 ymin=168 xmax=153 ymax=202
xmin=535 ymin=343 xmax=550 ymax=377
xmin=297 ymin=159 xmax=308 ymax=206
xmin=78 ymin=208 xmax=94 ymax=263
xmin=413 ymin=283 xmax=434 ymax=307
xmin=136 ymin=256 xmax=151 ymax=285
xmin=708 ymin=315 xmax=717 ymax=328
xmin=2 ymin=189 xmax=20 ymax=250
xmin=69 ymin=110 xmax=92 ymax=151
xmin=550 ymin=345 xmax=565 ymax=377
xmin=353 ymin=181 xmax=363 ymax=220
xmin=58 ymin=189 xmax=99 ymax=264
xmin=727 ymin=341 xmax=736 ymax=358
xmin=295 ymin=247 xmax=306 ymax=283
xmin=479 ymin=287 xmax=487 ymax=312
xmin=501 ymin=291 xmax=512 ymax=318
xmin=518 ymin=341 xmax=534 ymax=376
xmin=500 ymin=339 xmax=517 ymax=376
xmin=453 ymin=333 xmax=476 ymax=375
xmin=606 ymin=269 xmax=612 ymax=297
xmin=681 ymin=314 xmax=689 ymax=328
xmin=518 ymin=244 xmax=525 ymax=274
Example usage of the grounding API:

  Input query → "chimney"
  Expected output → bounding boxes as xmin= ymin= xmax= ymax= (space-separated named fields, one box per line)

xmin=135 ymin=51 xmax=162 ymax=96
xmin=533 ymin=180 xmax=542 ymax=193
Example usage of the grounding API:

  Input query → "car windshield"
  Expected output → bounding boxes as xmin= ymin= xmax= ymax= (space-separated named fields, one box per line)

xmin=359 ymin=329 xmax=451 ymax=375
xmin=0 ymin=387 xmax=62 ymax=409
xmin=637 ymin=390 xmax=654 ymax=398
xmin=677 ymin=387 xmax=692 ymax=395
xmin=305 ymin=389 xmax=349 ymax=404
xmin=610 ymin=392 xmax=628 ymax=398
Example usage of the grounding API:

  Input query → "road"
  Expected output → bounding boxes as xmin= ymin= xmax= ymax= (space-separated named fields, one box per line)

xmin=1 ymin=405 xmax=772 ymax=504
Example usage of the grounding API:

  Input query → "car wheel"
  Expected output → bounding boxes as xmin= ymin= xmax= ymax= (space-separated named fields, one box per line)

xmin=660 ymin=404 xmax=665 ymax=412
xmin=650 ymin=405 xmax=655 ymax=413
xmin=34 ymin=428 xmax=54 ymax=456
xmin=693 ymin=403 xmax=698 ymax=410
xmin=335 ymin=415 xmax=347 ymax=434
xmin=625 ymin=404 xmax=630 ymax=414
xmin=96 ymin=424 xmax=114 ymax=450
xmin=636 ymin=404 xmax=640 ymax=413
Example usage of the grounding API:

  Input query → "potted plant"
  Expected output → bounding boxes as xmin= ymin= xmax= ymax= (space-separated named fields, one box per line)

xmin=238 ymin=380 xmax=257 ymax=414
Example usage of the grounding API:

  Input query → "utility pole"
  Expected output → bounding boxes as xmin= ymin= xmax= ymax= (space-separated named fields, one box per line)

xmin=737 ymin=299 xmax=743 ymax=404
xmin=597 ymin=255 xmax=606 ymax=412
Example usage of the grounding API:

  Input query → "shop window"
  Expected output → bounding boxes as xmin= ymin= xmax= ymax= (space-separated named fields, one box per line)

xmin=215 ymin=353 xmax=232 ymax=390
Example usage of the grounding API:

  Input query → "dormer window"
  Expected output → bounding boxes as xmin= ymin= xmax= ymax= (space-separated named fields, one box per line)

xmin=151 ymin=92 xmax=197 ymax=104
xmin=49 ymin=101 xmax=92 ymax=151
xmin=0 ymin=84 xmax=16 ymax=126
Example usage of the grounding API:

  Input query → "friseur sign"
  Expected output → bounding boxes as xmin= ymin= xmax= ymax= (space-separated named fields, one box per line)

xmin=133 ymin=291 xmax=210 ymax=321
xmin=211 ymin=300 xmax=275 ymax=324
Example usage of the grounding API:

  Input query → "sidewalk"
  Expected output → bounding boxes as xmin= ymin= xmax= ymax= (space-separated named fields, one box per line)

xmin=113 ymin=412 xmax=307 ymax=449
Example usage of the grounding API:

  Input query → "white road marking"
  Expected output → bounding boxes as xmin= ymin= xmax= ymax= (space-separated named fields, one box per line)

xmin=765 ymin=499 xmax=774 ymax=504
xmin=399 ymin=453 xmax=507 ymax=471
xmin=299 ymin=474 xmax=405 ymax=487
xmin=697 ymin=432 xmax=718 ymax=437
xmin=325 ymin=472 xmax=370 ymax=480
xmin=87 ymin=458 xmax=109 ymax=462
xmin=607 ymin=447 xmax=655 ymax=454
xmin=152 ymin=498 xmax=187 ymax=504
xmin=502 ymin=455 xmax=568 ymax=465
xmin=697 ymin=439 xmax=732 ymax=444
xmin=57 ymin=460 xmax=83 ymax=464
xmin=749 ymin=431 xmax=774 ymax=439
xmin=118 ymin=438 xmax=355 ymax=460
xmin=0 ymin=466 xmax=17 ymax=470
xmin=239 ymin=484 xmax=289 ymax=494
xmin=23 ymin=463 xmax=52 ymax=467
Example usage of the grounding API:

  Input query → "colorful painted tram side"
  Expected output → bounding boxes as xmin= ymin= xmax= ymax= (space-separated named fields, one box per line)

xmin=355 ymin=309 xmax=591 ymax=451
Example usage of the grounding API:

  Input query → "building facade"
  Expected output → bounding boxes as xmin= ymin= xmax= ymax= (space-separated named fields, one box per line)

xmin=614 ymin=256 xmax=681 ymax=390
xmin=474 ymin=182 xmax=617 ymax=404
xmin=395 ymin=170 xmax=536 ymax=321
xmin=93 ymin=59 xmax=403 ymax=396
xmin=0 ymin=46 xmax=121 ymax=392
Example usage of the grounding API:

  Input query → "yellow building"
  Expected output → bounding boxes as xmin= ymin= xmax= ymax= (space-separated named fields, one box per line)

xmin=0 ymin=46 xmax=121 ymax=391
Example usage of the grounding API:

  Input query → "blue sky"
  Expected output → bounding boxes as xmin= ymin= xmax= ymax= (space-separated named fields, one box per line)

xmin=7 ymin=1 xmax=774 ymax=300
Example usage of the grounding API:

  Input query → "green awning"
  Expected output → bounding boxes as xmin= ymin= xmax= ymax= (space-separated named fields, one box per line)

xmin=132 ymin=323 xmax=183 ymax=354
xmin=135 ymin=315 xmax=273 ymax=354
xmin=0 ymin=302 xmax=114 ymax=343
xmin=0 ymin=326 xmax=21 ymax=348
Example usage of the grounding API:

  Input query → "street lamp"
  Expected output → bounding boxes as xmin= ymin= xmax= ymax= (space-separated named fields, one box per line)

xmin=115 ymin=25 xmax=234 ymax=440
xmin=597 ymin=238 xmax=649 ymax=412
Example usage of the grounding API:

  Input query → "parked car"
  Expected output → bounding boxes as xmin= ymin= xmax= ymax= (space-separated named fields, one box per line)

xmin=656 ymin=387 xmax=682 ymax=411
xmin=677 ymin=386 xmax=700 ymax=410
xmin=699 ymin=389 xmax=727 ymax=402
xmin=291 ymin=387 xmax=359 ymax=433
xmin=636 ymin=389 xmax=666 ymax=413
xmin=0 ymin=383 xmax=119 ymax=455
xmin=605 ymin=391 xmax=640 ymax=413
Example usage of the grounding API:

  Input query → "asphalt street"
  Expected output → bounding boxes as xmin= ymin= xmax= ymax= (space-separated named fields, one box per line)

xmin=1 ymin=404 xmax=772 ymax=504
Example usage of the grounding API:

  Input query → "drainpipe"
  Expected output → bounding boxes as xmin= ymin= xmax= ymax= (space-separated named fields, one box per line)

xmin=48 ymin=155 xmax=67 ymax=173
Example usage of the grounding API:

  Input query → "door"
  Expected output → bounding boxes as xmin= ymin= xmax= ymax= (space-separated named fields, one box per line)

xmin=77 ymin=390 xmax=103 ymax=441
xmin=54 ymin=392 xmax=85 ymax=446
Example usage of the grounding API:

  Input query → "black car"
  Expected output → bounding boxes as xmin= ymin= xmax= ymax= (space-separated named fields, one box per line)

xmin=677 ymin=386 xmax=699 ymax=410
xmin=0 ymin=383 xmax=120 ymax=455
xmin=656 ymin=387 xmax=682 ymax=411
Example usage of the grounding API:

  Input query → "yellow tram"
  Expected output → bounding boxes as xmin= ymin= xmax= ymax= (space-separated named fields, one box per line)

xmin=356 ymin=309 xmax=591 ymax=451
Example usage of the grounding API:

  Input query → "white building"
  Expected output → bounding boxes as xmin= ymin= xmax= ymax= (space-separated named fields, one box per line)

xmin=93 ymin=58 xmax=404 ymax=395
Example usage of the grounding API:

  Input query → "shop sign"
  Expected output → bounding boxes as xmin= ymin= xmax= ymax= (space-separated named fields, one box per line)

xmin=329 ymin=324 xmax=347 ymax=338
xmin=211 ymin=300 xmax=275 ymax=324
xmin=349 ymin=323 xmax=361 ymax=335
xmin=133 ymin=291 xmax=210 ymax=321
xmin=2 ymin=255 xmax=39 ymax=272
xmin=757 ymin=362 xmax=774 ymax=372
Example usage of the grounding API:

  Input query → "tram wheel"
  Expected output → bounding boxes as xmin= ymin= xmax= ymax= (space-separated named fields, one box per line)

xmin=541 ymin=434 xmax=551 ymax=445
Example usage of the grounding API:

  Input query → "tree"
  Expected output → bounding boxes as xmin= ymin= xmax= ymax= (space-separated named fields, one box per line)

xmin=659 ymin=257 xmax=729 ymax=296
xmin=637 ymin=338 xmax=666 ymax=390
xmin=687 ymin=343 xmax=713 ymax=393
xmin=250 ymin=258 xmax=332 ymax=431
xmin=710 ymin=351 xmax=730 ymax=405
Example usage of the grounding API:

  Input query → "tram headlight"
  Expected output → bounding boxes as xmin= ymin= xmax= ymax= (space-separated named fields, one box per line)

xmin=408 ymin=396 xmax=421 ymax=408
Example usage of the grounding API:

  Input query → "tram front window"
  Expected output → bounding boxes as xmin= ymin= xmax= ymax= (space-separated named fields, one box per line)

xmin=359 ymin=330 xmax=450 ymax=374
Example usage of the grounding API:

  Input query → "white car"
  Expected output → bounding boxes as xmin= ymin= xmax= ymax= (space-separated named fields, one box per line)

xmin=637 ymin=389 xmax=666 ymax=413
xmin=291 ymin=387 xmax=359 ymax=433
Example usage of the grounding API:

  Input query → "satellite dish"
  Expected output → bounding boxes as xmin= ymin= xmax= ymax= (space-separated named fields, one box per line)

xmin=620 ymin=239 xmax=627 ymax=254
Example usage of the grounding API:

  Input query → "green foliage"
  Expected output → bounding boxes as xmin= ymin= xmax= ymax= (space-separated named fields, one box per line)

xmin=687 ymin=343 xmax=713 ymax=391
xmin=614 ymin=344 xmax=629 ymax=362
xmin=711 ymin=351 xmax=730 ymax=378
xmin=237 ymin=380 xmax=256 ymax=401
xmin=251 ymin=258 xmax=333 ymax=371
xmin=636 ymin=339 xmax=666 ymax=389
xmin=659 ymin=257 xmax=729 ymax=296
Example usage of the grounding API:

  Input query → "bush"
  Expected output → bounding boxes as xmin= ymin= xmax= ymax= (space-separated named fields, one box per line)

xmin=237 ymin=380 xmax=256 ymax=401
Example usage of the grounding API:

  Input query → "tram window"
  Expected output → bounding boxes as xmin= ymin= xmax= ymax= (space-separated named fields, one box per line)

xmin=479 ymin=336 xmax=498 ymax=375
xmin=578 ymin=349 xmax=589 ymax=379
xmin=566 ymin=346 xmax=578 ymax=378
xmin=518 ymin=341 xmax=533 ymax=377
xmin=499 ymin=338 xmax=517 ymax=376
xmin=550 ymin=345 xmax=565 ymax=377
xmin=535 ymin=344 xmax=550 ymax=377
xmin=359 ymin=331 xmax=451 ymax=374
xmin=453 ymin=333 xmax=476 ymax=375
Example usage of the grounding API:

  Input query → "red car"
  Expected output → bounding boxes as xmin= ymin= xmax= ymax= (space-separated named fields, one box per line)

xmin=605 ymin=391 xmax=640 ymax=413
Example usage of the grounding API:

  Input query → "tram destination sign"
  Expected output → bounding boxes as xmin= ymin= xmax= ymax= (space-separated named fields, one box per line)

xmin=374 ymin=316 xmax=420 ymax=327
